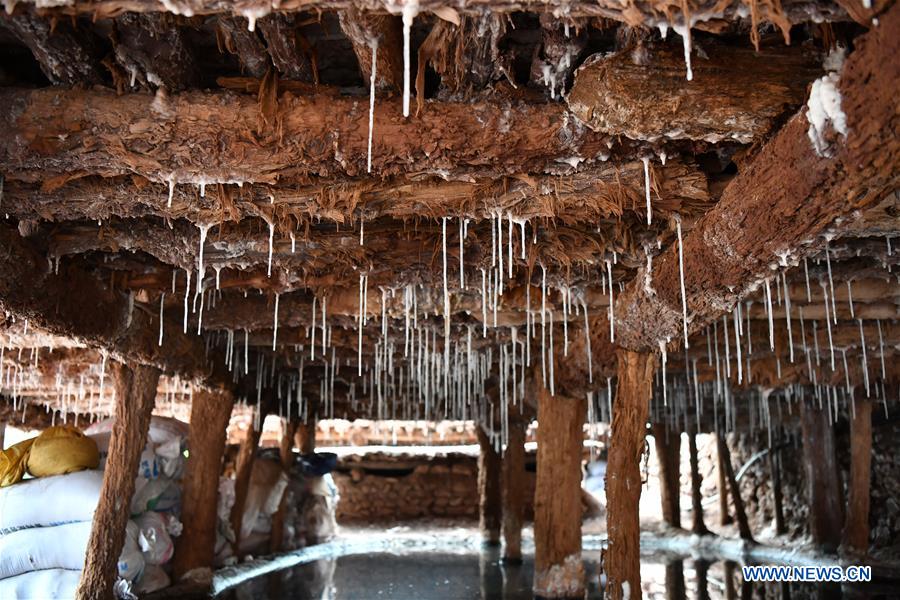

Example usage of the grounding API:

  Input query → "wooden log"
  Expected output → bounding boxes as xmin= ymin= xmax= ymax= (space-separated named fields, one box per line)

xmin=74 ymin=363 xmax=159 ymax=600
xmin=696 ymin=559 xmax=711 ymax=600
xmin=770 ymin=434 xmax=786 ymax=535
xmin=843 ymin=397 xmax=872 ymax=554
xmin=476 ymin=425 xmax=502 ymax=545
xmin=216 ymin=16 xmax=271 ymax=78
xmin=258 ymin=14 xmax=315 ymax=81
xmin=0 ymin=224 xmax=225 ymax=386
xmin=687 ymin=428 xmax=709 ymax=535
xmin=1 ymin=13 xmax=105 ymax=86
xmin=716 ymin=434 xmax=754 ymax=542
xmin=715 ymin=432 xmax=732 ymax=526
xmin=112 ymin=13 xmax=200 ymax=91
xmin=533 ymin=385 xmax=586 ymax=598
xmin=652 ymin=423 xmax=681 ymax=528
xmin=613 ymin=6 xmax=900 ymax=352
xmin=337 ymin=7 xmax=403 ymax=90
xmin=173 ymin=388 xmax=235 ymax=580
xmin=800 ymin=401 xmax=844 ymax=551
xmin=501 ymin=417 xmax=526 ymax=562
xmin=665 ymin=559 xmax=687 ymax=600
xmin=230 ymin=419 xmax=261 ymax=555
xmin=605 ymin=349 xmax=654 ymax=600
xmin=568 ymin=42 xmax=821 ymax=143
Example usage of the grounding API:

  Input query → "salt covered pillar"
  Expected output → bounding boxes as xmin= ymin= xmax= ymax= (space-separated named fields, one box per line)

xmin=476 ymin=424 xmax=503 ymax=545
xmin=75 ymin=363 xmax=159 ymax=600
xmin=605 ymin=349 xmax=655 ymax=600
xmin=533 ymin=384 xmax=586 ymax=598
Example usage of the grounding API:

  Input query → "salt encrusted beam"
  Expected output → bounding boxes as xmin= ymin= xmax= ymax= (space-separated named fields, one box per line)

xmin=338 ymin=6 xmax=403 ymax=90
xmin=258 ymin=13 xmax=316 ymax=81
xmin=567 ymin=41 xmax=823 ymax=144
xmin=112 ymin=13 xmax=201 ymax=91
xmin=0 ymin=86 xmax=630 ymax=183
xmin=0 ymin=225 xmax=227 ymax=387
xmin=613 ymin=3 xmax=900 ymax=353
xmin=216 ymin=16 xmax=271 ymax=78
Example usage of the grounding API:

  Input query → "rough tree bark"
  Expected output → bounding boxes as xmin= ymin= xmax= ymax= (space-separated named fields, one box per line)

xmin=800 ymin=402 xmax=845 ymax=551
xmin=75 ymin=363 xmax=159 ymax=600
xmin=605 ymin=349 xmax=655 ymax=600
xmin=843 ymin=397 xmax=872 ymax=554
xmin=338 ymin=7 xmax=403 ymax=90
xmin=173 ymin=388 xmax=235 ymax=580
xmin=716 ymin=435 xmax=755 ymax=542
xmin=501 ymin=416 xmax=526 ymax=562
xmin=533 ymin=386 xmax=586 ymax=598
xmin=476 ymin=425 xmax=502 ymax=545
xmin=230 ymin=419 xmax=261 ymax=556
xmin=652 ymin=423 xmax=681 ymax=528
xmin=715 ymin=432 xmax=732 ymax=526
xmin=687 ymin=428 xmax=709 ymax=535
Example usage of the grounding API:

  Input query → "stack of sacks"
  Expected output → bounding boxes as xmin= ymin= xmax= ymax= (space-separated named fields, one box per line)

xmin=282 ymin=461 xmax=339 ymax=551
xmin=85 ymin=416 xmax=189 ymax=594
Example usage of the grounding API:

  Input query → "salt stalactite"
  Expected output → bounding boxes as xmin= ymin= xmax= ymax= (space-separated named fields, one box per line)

xmin=358 ymin=274 xmax=365 ymax=376
xmin=642 ymin=157 xmax=652 ymax=225
xmin=272 ymin=293 xmax=280 ymax=350
xmin=876 ymin=319 xmax=887 ymax=380
xmin=481 ymin=268 xmax=487 ymax=337
xmin=158 ymin=293 xmax=165 ymax=346
xmin=825 ymin=242 xmax=837 ymax=323
xmin=583 ymin=300 xmax=593 ymax=383
xmin=442 ymin=218 xmax=451 ymax=392
xmin=266 ymin=220 xmax=276 ymax=277
xmin=196 ymin=223 xmax=210 ymax=300
xmin=540 ymin=265 xmax=548 ymax=387
xmin=497 ymin=211 xmax=504 ymax=296
xmin=733 ymin=308 xmax=742 ymax=384
xmin=606 ymin=260 xmax=615 ymax=342
xmin=321 ymin=295 xmax=327 ymax=357
xmin=401 ymin=0 xmax=419 ymax=117
xmin=311 ymin=296 xmax=317 ymax=360
xmin=846 ymin=280 xmax=855 ymax=318
xmin=167 ymin=177 xmax=175 ymax=208
xmin=675 ymin=217 xmax=689 ymax=348
xmin=367 ymin=40 xmax=378 ymax=173
xmin=803 ymin=257 xmax=812 ymax=301
xmin=561 ymin=287 xmax=568 ymax=356
xmin=764 ymin=278 xmax=775 ymax=351
xmin=783 ymin=271 xmax=794 ymax=363
xmin=507 ymin=213 xmax=514 ymax=279
xmin=459 ymin=217 xmax=465 ymax=289
xmin=859 ymin=319 xmax=870 ymax=396
xmin=659 ymin=339 xmax=667 ymax=406
xmin=821 ymin=282 xmax=835 ymax=370
xmin=182 ymin=269 xmax=191 ymax=333
xmin=244 ymin=330 xmax=249 ymax=375
xmin=548 ymin=309 xmax=555 ymax=396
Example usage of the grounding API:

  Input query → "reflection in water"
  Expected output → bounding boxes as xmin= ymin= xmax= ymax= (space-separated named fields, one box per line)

xmin=219 ymin=548 xmax=892 ymax=600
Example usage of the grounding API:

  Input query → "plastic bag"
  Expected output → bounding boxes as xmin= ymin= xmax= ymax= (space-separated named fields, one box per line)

xmin=135 ymin=565 xmax=171 ymax=595
xmin=135 ymin=512 xmax=174 ymax=565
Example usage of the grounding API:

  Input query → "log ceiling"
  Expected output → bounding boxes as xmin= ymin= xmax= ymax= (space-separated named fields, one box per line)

xmin=0 ymin=0 xmax=897 ymax=433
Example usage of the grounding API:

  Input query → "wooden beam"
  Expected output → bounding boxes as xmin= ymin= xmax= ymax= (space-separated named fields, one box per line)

xmin=651 ymin=422 xmax=681 ymax=528
xmin=0 ymin=225 xmax=224 ymax=386
xmin=2 ymin=86 xmax=645 ymax=184
xmin=216 ymin=16 xmax=271 ymax=78
xmin=501 ymin=416 xmax=526 ymax=562
xmin=687 ymin=427 xmax=709 ymax=535
xmin=606 ymin=348 xmax=654 ymax=600
xmin=533 ymin=384 xmax=586 ymax=598
xmin=338 ymin=7 xmax=403 ymax=90
xmin=568 ymin=41 xmax=821 ymax=143
xmin=476 ymin=424 xmax=502 ymax=545
xmin=800 ymin=401 xmax=844 ymax=552
xmin=112 ymin=13 xmax=200 ymax=91
xmin=716 ymin=434 xmax=754 ymax=542
xmin=258 ymin=13 xmax=315 ymax=81
xmin=613 ymin=6 xmax=900 ymax=352
xmin=843 ymin=396 xmax=872 ymax=555
xmin=173 ymin=388 xmax=235 ymax=580
xmin=75 ymin=363 xmax=159 ymax=600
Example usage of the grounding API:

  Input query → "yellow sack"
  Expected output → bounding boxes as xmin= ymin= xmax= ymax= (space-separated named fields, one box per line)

xmin=0 ymin=438 xmax=34 ymax=488
xmin=27 ymin=426 xmax=100 ymax=478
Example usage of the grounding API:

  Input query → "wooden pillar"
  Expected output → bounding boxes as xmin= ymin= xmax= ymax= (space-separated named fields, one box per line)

xmin=173 ymin=388 xmax=235 ymax=580
xmin=695 ymin=559 xmax=711 ymax=600
xmin=770 ymin=444 xmax=786 ymax=536
xmin=605 ymin=349 xmax=655 ymax=600
xmin=843 ymin=397 xmax=872 ymax=554
xmin=533 ymin=385 xmax=586 ymax=598
xmin=230 ymin=418 xmax=261 ymax=555
xmin=270 ymin=417 xmax=298 ymax=553
xmin=297 ymin=412 xmax=317 ymax=455
xmin=665 ymin=559 xmax=686 ymax=600
xmin=502 ymin=417 xmax=526 ymax=562
xmin=652 ymin=423 xmax=681 ymax=528
xmin=687 ymin=428 xmax=709 ymax=535
xmin=75 ymin=363 xmax=159 ymax=600
xmin=476 ymin=425 xmax=503 ymax=545
xmin=716 ymin=434 xmax=754 ymax=542
xmin=800 ymin=401 xmax=844 ymax=551
xmin=715 ymin=432 xmax=732 ymax=526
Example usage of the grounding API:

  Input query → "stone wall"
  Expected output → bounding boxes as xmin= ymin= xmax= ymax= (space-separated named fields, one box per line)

xmin=333 ymin=452 xmax=536 ymax=523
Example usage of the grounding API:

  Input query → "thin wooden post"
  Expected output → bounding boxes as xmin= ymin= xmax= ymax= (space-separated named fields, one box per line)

xmin=687 ymin=427 xmax=709 ymax=535
xmin=652 ymin=423 xmax=681 ymax=528
xmin=770 ymin=443 xmax=786 ymax=535
xmin=715 ymin=432 xmax=732 ymax=526
xmin=665 ymin=559 xmax=686 ymax=600
xmin=173 ymin=388 xmax=235 ymax=580
xmin=716 ymin=434 xmax=755 ymax=542
xmin=476 ymin=424 xmax=503 ymax=545
xmin=533 ymin=385 xmax=586 ymax=598
xmin=800 ymin=401 xmax=844 ymax=551
xmin=843 ymin=397 xmax=872 ymax=554
xmin=75 ymin=363 xmax=159 ymax=600
xmin=230 ymin=418 xmax=261 ymax=555
xmin=297 ymin=408 xmax=317 ymax=455
xmin=502 ymin=416 xmax=526 ymax=562
xmin=605 ymin=349 xmax=655 ymax=600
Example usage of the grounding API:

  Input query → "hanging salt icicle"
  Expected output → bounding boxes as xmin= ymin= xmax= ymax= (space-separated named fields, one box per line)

xmin=442 ymin=218 xmax=451 ymax=393
xmin=358 ymin=275 xmax=365 ymax=376
xmin=803 ymin=257 xmax=812 ymax=301
xmin=507 ymin=213 xmax=513 ymax=279
xmin=876 ymin=319 xmax=886 ymax=380
xmin=824 ymin=242 xmax=837 ymax=324
xmin=548 ymin=309 xmax=555 ymax=396
xmin=659 ymin=339 xmax=668 ymax=406
xmin=607 ymin=260 xmax=615 ymax=342
xmin=459 ymin=217 xmax=465 ymax=289
xmin=562 ymin=287 xmax=568 ymax=357
xmin=481 ymin=268 xmax=487 ymax=337
xmin=367 ymin=40 xmax=378 ymax=173
xmin=197 ymin=223 xmax=210 ymax=288
xmin=846 ymin=280 xmax=855 ymax=318
xmin=859 ymin=319 xmax=870 ymax=396
xmin=764 ymin=278 xmax=775 ymax=351
xmin=311 ymin=296 xmax=317 ymax=360
xmin=401 ymin=0 xmax=419 ymax=117
xmin=583 ymin=300 xmax=592 ymax=383
xmin=642 ymin=157 xmax=652 ymax=225
xmin=733 ymin=308 xmax=742 ymax=384
xmin=321 ymin=295 xmax=327 ymax=357
xmin=821 ymin=282 xmax=835 ymax=370
xmin=167 ymin=177 xmax=175 ymax=208
xmin=540 ymin=264 xmax=547 ymax=387
xmin=675 ymin=217 xmax=689 ymax=348
xmin=158 ymin=293 xmax=165 ymax=346
xmin=497 ymin=212 xmax=504 ymax=295
xmin=267 ymin=220 xmax=275 ymax=277
xmin=674 ymin=20 xmax=693 ymax=81
xmin=182 ymin=269 xmax=191 ymax=334
xmin=272 ymin=293 xmax=280 ymax=350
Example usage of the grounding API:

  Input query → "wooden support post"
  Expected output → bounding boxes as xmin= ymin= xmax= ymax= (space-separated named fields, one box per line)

xmin=270 ymin=417 xmax=298 ymax=553
xmin=476 ymin=425 xmax=503 ymax=546
xmin=605 ymin=349 xmax=654 ymax=600
xmin=652 ymin=423 xmax=681 ymax=528
xmin=716 ymin=435 xmax=755 ymax=542
xmin=800 ymin=401 xmax=844 ymax=551
xmin=337 ymin=7 xmax=403 ymax=90
xmin=770 ymin=445 xmax=786 ymax=536
xmin=533 ymin=385 xmax=586 ymax=598
xmin=695 ymin=559 xmax=711 ymax=600
xmin=173 ymin=388 xmax=235 ymax=580
xmin=716 ymin=432 xmax=732 ymax=526
xmin=665 ymin=559 xmax=686 ymax=600
xmin=297 ymin=412 xmax=317 ymax=455
xmin=502 ymin=417 xmax=526 ymax=562
xmin=75 ymin=363 xmax=159 ymax=600
xmin=843 ymin=397 xmax=872 ymax=555
xmin=230 ymin=418 xmax=261 ymax=556
xmin=687 ymin=428 xmax=709 ymax=535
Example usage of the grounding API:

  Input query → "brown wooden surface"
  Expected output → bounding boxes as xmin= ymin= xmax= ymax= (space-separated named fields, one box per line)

xmin=476 ymin=425 xmax=502 ymax=545
xmin=688 ymin=428 xmax=709 ymax=535
xmin=844 ymin=397 xmax=873 ymax=554
xmin=717 ymin=434 xmax=754 ymax=542
xmin=606 ymin=349 xmax=655 ymax=600
xmin=652 ymin=423 xmax=681 ymax=528
xmin=230 ymin=421 xmax=261 ymax=555
xmin=800 ymin=402 xmax=845 ymax=551
xmin=502 ymin=417 xmax=526 ymax=562
xmin=75 ymin=363 xmax=159 ymax=600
